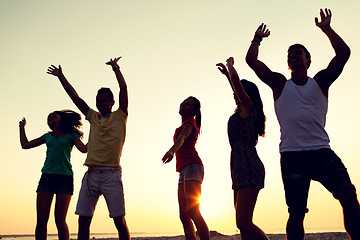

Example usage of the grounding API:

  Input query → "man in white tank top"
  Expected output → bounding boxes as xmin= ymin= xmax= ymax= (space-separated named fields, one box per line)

xmin=246 ymin=8 xmax=360 ymax=240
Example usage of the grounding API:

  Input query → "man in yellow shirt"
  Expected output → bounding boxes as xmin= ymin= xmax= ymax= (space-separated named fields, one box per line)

xmin=47 ymin=57 xmax=130 ymax=240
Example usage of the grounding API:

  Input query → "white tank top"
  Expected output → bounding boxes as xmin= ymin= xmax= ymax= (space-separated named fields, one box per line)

xmin=274 ymin=78 xmax=330 ymax=152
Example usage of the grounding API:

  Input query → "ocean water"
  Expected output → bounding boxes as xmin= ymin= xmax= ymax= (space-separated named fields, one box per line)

xmin=0 ymin=232 xmax=183 ymax=240
xmin=0 ymin=228 xmax=346 ymax=240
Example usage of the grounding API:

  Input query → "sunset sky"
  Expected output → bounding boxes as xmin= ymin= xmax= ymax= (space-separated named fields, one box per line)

xmin=1 ymin=0 xmax=360 ymax=236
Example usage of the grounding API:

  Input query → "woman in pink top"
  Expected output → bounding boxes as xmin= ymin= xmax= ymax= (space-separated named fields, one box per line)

xmin=162 ymin=96 xmax=210 ymax=240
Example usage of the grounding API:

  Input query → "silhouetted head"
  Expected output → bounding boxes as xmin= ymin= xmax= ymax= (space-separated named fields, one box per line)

xmin=179 ymin=96 xmax=202 ymax=132
xmin=239 ymin=80 xmax=266 ymax=137
xmin=96 ymin=87 xmax=115 ymax=116
xmin=49 ymin=110 xmax=83 ymax=137
xmin=288 ymin=44 xmax=311 ymax=70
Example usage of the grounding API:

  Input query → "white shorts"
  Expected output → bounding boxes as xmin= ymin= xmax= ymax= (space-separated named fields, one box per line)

xmin=75 ymin=167 xmax=125 ymax=218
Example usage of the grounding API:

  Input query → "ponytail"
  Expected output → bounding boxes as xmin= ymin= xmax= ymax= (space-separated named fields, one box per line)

xmin=189 ymin=96 xmax=202 ymax=133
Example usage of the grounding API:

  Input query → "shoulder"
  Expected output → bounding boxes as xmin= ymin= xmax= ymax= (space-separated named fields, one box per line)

xmin=86 ymin=108 xmax=97 ymax=121
xmin=70 ymin=132 xmax=81 ymax=139
xmin=113 ymin=108 xmax=128 ymax=119
xmin=43 ymin=132 xmax=52 ymax=139
xmin=183 ymin=118 xmax=196 ymax=127
xmin=182 ymin=118 xmax=198 ymax=134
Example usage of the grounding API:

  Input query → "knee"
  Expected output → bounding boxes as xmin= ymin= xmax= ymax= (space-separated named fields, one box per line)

xmin=339 ymin=189 xmax=358 ymax=202
xmin=114 ymin=216 xmax=127 ymax=228
xmin=78 ymin=216 xmax=92 ymax=229
xmin=54 ymin=216 xmax=67 ymax=228
xmin=236 ymin=216 xmax=253 ymax=232
xmin=339 ymin=190 xmax=360 ymax=208
xmin=36 ymin=217 xmax=49 ymax=227
xmin=179 ymin=211 xmax=189 ymax=222
xmin=187 ymin=206 xmax=202 ymax=221
xmin=288 ymin=212 xmax=306 ymax=226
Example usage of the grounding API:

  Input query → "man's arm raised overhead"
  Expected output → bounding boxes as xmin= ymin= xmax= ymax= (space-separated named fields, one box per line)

xmin=106 ymin=57 xmax=128 ymax=115
xmin=246 ymin=23 xmax=287 ymax=101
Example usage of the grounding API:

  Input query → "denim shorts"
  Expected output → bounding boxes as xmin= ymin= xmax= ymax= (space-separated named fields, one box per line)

xmin=178 ymin=163 xmax=204 ymax=184
xmin=75 ymin=166 xmax=125 ymax=218
xmin=36 ymin=172 xmax=74 ymax=195
xmin=281 ymin=148 xmax=356 ymax=214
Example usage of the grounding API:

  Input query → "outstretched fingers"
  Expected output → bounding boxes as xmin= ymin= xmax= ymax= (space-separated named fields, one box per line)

xmin=255 ymin=23 xmax=270 ymax=38
xmin=46 ymin=65 xmax=62 ymax=76
xmin=19 ymin=117 xmax=26 ymax=127
xmin=106 ymin=56 xmax=122 ymax=66
xmin=216 ymin=63 xmax=228 ymax=75
xmin=315 ymin=8 xmax=332 ymax=28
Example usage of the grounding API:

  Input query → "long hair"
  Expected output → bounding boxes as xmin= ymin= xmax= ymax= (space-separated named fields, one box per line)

xmin=53 ymin=110 xmax=83 ymax=138
xmin=240 ymin=80 xmax=266 ymax=137
xmin=188 ymin=96 xmax=202 ymax=133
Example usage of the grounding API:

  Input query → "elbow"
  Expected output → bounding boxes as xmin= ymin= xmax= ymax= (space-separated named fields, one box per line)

xmin=79 ymin=145 xmax=87 ymax=153
xmin=337 ymin=45 xmax=351 ymax=61
xmin=21 ymin=145 xmax=30 ymax=149
xmin=245 ymin=55 xmax=255 ymax=68
xmin=82 ymin=145 xmax=88 ymax=153
xmin=345 ymin=47 xmax=351 ymax=60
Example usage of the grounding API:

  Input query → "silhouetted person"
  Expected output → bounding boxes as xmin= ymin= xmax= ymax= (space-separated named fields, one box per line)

xmin=162 ymin=96 xmax=210 ymax=240
xmin=246 ymin=9 xmax=360 ymax=240
xmin=217 ymin=57 xmax=269 ymax=240
xmin=47 ymin=57 xmax=130 ymax=240
xmin=19 ymin=110 xmax=87 ymax=240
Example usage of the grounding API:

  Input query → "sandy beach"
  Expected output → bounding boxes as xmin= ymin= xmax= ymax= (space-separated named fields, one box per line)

xmin=87 ymin=231 xmax=350 ymax=240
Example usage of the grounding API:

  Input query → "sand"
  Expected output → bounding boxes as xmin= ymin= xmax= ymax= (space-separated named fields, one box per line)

xmin=88 ymin=230 xmax=350 ymax=240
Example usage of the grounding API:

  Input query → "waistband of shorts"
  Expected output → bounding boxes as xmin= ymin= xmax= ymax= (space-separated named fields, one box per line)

xmin=87 ymin=166 xmax=121 ymax=172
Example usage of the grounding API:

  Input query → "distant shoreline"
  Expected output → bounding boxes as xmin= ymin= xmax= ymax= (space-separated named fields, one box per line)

xmin=0 ymin=230 xmax=350 ymax=240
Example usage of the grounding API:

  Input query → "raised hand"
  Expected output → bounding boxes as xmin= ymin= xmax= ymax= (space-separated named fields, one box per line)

xmin=216 ymin=63 xmax=229 ymax=76
xmin=255 ymin=23 xmax=271 ymax=39
xmin=226 ymin=57 xmax=235 ymax=67
xmin=19 ymin=117 xmax=26 ymax=128
xmin=106 ymin=57 xmax=121 ymax=68
xmin=47 ymin=65 xmax=63 ymax=77
xmin=315 ymin=8 xmax=332 ymax=29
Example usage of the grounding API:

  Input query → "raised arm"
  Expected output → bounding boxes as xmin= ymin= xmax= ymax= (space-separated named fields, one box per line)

xmin=314 ymin=8 xmax=350 ymax=92
xmin=246 ymin=24 xmax=286 ymax=100
xmin=162 ymin=123 xmax=193 ymax=164
xmin=47 ymin=65 xmax=90 ymax=116
xmin=106 ymin=57 xmax=128 ymax=115
xmin=19 ymin=118 xmax=45 ymax=149
xmin=216 ymin=62 xmax=230 ymax=81
xmin=225 ymin=57 xmax=253 ymax=109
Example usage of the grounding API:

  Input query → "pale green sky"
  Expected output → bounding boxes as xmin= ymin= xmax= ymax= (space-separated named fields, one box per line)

xmin=1 ymin=0 xmax=359 ymax=235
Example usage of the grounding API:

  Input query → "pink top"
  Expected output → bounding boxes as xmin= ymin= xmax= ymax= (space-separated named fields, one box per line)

xmin=174 ymin=118 xmax=203 ymax=171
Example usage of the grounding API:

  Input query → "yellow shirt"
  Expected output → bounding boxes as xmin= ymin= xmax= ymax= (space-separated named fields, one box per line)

xmin=84 ymin=108 xmax=127 ymax=167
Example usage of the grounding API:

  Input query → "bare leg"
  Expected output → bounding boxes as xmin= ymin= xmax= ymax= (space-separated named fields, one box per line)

xmin=183 ymin=180 xmax=210 ymax=240
xmin=339 ymin=190 xmax=360 ymax=240
xmin=235 ymin=187 xmax=269 ymax=240
xmin=78 ymin=215 xmax=92 ymax=240
xmin=54 ymin=193 xmax=72 ymax=240
xmin=114 ymin=216 xmax=131 ymax=240
xmin=35 ymin=192 xmax=54 ymax=240
xmin=178 ymin=183 xmax=197 ymax=240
